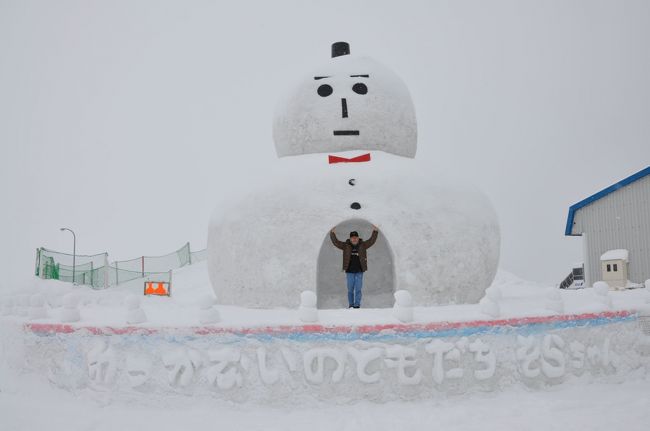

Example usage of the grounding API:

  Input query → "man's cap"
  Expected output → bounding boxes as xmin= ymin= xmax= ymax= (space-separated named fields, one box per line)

xmin=349 ymin=231 xmax=359 ymax=238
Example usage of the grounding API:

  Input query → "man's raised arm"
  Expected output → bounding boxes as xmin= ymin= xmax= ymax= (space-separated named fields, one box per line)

xmin=364 ymin=226 xmax=379 ymax=249
xmin=330 ymin=228 xmax=346 ymax=250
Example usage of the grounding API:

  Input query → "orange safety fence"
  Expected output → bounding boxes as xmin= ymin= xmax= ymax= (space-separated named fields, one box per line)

xmin=144 ymin=281 xmax=171 ymax=296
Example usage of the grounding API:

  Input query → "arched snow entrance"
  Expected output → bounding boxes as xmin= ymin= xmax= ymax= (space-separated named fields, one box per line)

xmin=317 ymin=219 xmax=395 ymax=309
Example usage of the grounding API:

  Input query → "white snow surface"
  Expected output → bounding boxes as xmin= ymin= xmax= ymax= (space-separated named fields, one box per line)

xmin=2 ymin=264 xmax=650 ymax=429
xmin=1 ymin=359 xmax=649 ymax=431
xmin=207 ymin=152 xmax=500 ymax=308
xmin=601 ymin=249 xmax=629 ymax=262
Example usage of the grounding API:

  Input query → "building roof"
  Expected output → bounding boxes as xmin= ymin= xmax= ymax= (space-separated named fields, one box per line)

xmin=600 ymin=249 xmax=629 ymax=262
xmin=565 ymin=166 xmax=650 ymax=236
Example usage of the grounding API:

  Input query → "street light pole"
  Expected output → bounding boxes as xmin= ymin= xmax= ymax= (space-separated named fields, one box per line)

xmin=60 ymin=228 xmax=76 ymax=284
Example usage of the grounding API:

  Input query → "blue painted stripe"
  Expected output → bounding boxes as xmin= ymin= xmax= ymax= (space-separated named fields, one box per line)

xmin=36 ymin=313 xmax=635 ymax=344
xmin=230 ymin=313 xmax=635 ymax=342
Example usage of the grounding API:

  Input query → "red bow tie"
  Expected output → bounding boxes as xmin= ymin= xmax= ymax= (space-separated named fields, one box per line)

xmin=328 ymin=153 xmax=371 ymax=164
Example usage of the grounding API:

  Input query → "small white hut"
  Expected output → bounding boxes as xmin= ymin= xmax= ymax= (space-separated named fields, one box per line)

xmin=600 ymin=249 xmax=629 ymax=290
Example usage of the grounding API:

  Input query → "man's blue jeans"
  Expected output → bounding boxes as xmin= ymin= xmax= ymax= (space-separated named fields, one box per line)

xmin=346 ymin=272 xmax=364 ymax=307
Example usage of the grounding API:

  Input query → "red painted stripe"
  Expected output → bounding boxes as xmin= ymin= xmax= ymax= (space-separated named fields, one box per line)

xmin=23 ymin=310 xmax=634 ymax=337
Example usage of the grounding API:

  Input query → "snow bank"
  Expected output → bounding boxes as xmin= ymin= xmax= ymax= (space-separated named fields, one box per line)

xmin=2 ymin=265 xmax=650 ymax=404
xmin=3 ymin=310 xmax=648 ymax=404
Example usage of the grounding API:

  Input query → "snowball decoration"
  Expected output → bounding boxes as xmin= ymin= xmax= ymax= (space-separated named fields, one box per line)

xmin=479 ymin=297 xmax=500 ymax=318
xmin=126 ymin=308 xmax=147 ymax=324
xmin=198 ymin=294 xmax=217 ymax=310
xmin=45 ymin=285 xmax=67 ymax=308
xmin=199 ymin=307 xmax=221 ymax=324
xmin=198 ymin=294 xmax=220 ymax=324
xmin=125 ymin=295 xmax=147 ymax=324
xmin=60 ymin=292 xmax=80 ymax=323
xmin=46 ymin=293 xmax=62 ymax=308
xmin=298 ymin=306 xmax=318 ymax=323
xmin=485 ymin=286 xmax=502 ymax=302
xmin=393 ymin=290 xmax=413 ymax=307
xmin=62 ymin=292 xmax=80 ymax=309
xmin=393 ymin=290 xmax=413 ymax=323
xmin=273 ymin=52 xmax=417 ymax=158
xmin=298 ymin=291 xmax=318 ymax=323
xmin=208 ymin=42 xmax=500 ymax=309
xmin=592 ymin=281 xmax=612 ymax=309
xmin=124 ymin=294 xmax=141 ymax=310
xmin=59 ymin=309 xmax=80 ymax=323
xmin=593 ymin=281 xmax=610 ymax=296
xmin=595 ymin=295 xmax=613 ymax=310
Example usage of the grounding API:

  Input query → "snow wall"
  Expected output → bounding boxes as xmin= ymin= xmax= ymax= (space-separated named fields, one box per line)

xmin=5 ymin=311 xmax=650 ymax=404
xmin=207 ymin=153 xmax=500 ymax=308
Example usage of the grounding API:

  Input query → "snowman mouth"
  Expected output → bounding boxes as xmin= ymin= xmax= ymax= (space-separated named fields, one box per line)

xmin=333 ymin=130 xmax=360 ymax=136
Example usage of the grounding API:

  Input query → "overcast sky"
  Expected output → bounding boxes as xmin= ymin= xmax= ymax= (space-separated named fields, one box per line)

xmin=1 ymin=0 xmax=649 ymax=290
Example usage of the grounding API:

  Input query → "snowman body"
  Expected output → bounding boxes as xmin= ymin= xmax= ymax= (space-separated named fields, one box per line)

xmin=207 ymin=43 xmax=500 ymax=308
xmin=208 ymin=151 xmax=499 ymax=308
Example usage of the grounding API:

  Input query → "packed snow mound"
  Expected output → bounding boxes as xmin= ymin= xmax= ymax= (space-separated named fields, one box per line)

xmin=208 ymin=152 xmax=500 ymax=308
xmin=273 ymin=54 xmax=417 ymax=158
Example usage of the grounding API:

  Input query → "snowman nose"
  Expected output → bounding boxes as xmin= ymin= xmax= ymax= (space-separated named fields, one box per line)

xmin=341 ymin=98 xmax=348 ymax=118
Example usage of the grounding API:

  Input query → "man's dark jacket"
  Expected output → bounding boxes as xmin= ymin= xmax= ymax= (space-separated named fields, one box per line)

xmin=330 ymin=230 xmax=378 ymax=272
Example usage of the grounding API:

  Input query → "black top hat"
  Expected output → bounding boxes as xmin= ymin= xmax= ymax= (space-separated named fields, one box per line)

xmin=332 ymin=42 xmax=350 ymax=58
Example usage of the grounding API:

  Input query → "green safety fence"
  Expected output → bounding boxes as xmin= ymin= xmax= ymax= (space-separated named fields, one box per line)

xmin=35 ymin=242 xmax=207 ymax=289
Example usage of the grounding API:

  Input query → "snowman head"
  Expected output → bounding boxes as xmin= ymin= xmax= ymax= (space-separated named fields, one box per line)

xmin=273 ymin=42 xmax=417 ymax=158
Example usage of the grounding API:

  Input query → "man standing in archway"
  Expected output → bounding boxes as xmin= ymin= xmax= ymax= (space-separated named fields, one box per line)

xmin=330 ymin=225 xmax=379 ymax=308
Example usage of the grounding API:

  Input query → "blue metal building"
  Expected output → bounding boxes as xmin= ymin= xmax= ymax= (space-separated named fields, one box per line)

xmin=565 ymin=166 xmax=650 ymax=287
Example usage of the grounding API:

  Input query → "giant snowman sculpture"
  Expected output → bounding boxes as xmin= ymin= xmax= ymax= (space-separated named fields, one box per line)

xmin=208 ymin=42 xmax=500 ymax=309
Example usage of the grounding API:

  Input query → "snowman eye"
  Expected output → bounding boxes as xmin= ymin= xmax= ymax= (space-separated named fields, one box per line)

xmin=317 ymin=84 xmax=333 ymax=97
xmin=352 ymin=83 xmax=368 ymax=95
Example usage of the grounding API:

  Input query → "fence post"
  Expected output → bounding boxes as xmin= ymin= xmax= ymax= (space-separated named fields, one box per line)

xmin=187 ymin=242 xmax=192 ymax=265
xmin=90 ymin=262 xmax=94 ymax=286
xmin=35 ymin=248 xmax=41 ymax=277
xmin=169 ymin=269 xmax=173 ymax=296
xmin=141 ymin=256 xmax=145 ymax=278
xmin=115 ymin=261 xmax=119 ymax=285
xmin=104 ymin=253 xmax=109 ymax=289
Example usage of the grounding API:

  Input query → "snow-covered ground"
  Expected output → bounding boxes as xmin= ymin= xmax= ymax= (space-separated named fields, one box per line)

xmin=1 ymin=368 xmax=649 ymax=431
xmin=2 ymin=264 xmax=650 ymax=430
xmin=2 ymin=261 xmax=649 ymax=328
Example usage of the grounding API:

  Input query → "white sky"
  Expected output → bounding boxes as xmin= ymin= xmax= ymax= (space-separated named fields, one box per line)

xmin=1 ymin=0 xmax=649 ymax=290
